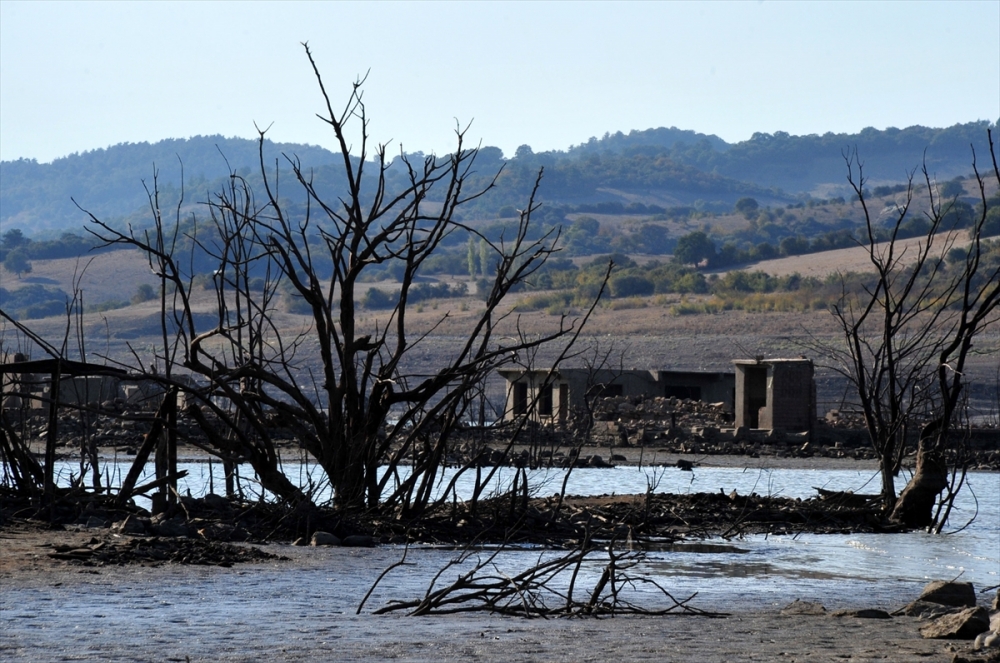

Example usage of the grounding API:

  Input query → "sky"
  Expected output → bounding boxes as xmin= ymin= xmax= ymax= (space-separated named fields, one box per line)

xmin=1 ymin=1 xmax=998 ymax=164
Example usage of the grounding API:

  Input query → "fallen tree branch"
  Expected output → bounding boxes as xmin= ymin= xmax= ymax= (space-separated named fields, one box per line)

xmin=366 ymin=538 xmax=726 ymax=618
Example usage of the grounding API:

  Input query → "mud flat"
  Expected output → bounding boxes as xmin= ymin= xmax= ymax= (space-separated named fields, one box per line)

xmin=2 ymin=522 xmax=996 ymax=663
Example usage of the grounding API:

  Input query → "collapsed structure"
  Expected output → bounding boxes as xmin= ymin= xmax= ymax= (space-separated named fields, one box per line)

xmin=732 ymin=358 xmax=815 ymax=434
xmin=496 ymin=368 xmax=735 ymax=424
xmin=499 ymin=357 xmax=816 ymax=435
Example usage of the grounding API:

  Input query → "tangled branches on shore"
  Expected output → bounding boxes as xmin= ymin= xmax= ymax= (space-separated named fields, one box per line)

xmin=361 ymin=534 xmax=724 ymax=618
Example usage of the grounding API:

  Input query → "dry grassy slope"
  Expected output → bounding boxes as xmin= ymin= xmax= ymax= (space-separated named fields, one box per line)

xmin=1 ymin=250 xmax=161 ymax=304
xmin=4 ymin=241 xmax=997 ymax=416
xmin=708 ymin=230 xmax=1000 ymax=278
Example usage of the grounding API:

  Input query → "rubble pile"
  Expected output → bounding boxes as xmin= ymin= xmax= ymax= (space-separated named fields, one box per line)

xmin=592 ymin=396 xmax=732 ymax=427
xmin=8 ymin=405 xmax=299 ymax=452
xmin=822 ymin=409 xmax=869 ymax=429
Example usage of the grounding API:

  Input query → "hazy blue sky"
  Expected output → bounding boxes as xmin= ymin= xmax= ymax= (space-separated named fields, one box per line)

xmin=1 ymin=1 xmax=998 ymax=163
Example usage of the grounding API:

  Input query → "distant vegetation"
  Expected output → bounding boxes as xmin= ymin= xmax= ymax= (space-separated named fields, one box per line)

xmin=513 ymin=238 xmax=1000 ymax=317
xmin=2 ymin=121 xmax=994 ymax=237
xmin=4 ymin=180 xmax=996 ymax=321
xmin=3 ymin=121 xmax=997 ymax=321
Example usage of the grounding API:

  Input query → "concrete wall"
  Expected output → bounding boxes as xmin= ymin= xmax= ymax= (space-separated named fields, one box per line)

xmin=734 ymin=359 xmax=814 ymax=433
xmin=56 ymin=376 xmax=124 ymax=406
xmin=498 ymin=368 xmax=735 ymax=422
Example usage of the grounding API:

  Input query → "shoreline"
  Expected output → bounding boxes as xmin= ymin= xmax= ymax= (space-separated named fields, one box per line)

xmin=1 ymin=536 xmax=994 ymax=662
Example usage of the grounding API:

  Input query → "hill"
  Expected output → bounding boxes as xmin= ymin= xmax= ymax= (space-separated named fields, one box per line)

xmin=569 ymin=121 xmax=996 ymax=197
xmin=1 ymin=122 xmax=994 ymax=238
xmin=0 ymin=136 xmax=340 ymax=236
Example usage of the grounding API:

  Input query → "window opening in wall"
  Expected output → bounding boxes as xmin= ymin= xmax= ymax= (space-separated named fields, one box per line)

xmin=513 ymin=382 xmax=528 ymax=416
xmin=594 ymin=383 xmax=623 ymax=398
xmin=539 ymin=384 xmax=553 ymax=416
xmin=746 ymin=366 xmax=768 ymax=428
xmin=663 ymin=385 xmax=702 ymax=400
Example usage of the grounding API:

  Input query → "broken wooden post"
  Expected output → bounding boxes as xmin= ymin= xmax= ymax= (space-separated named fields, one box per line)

xmin=224 ymin=459 xmax=236 ymax=499
xmin=166 ymin=389 xmax=178 ymax=506
xmin=43 ymin=363 xmax=62 ymax=504
xmin=153 ymin=415 xmax=167 ymax=514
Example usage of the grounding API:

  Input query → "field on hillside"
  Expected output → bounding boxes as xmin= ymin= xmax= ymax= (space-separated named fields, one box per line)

xmin=4 ymin=244 xmax=997 ymax=421
xmin=708 ymin=229 xmax=999 ymax=278
xmin=1 ymin=249 xmax=160 ymax=304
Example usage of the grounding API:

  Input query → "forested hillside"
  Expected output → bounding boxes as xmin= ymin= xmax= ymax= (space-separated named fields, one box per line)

xmin=0 ymin=136 xmax=340 ymax=235
xmin=1 ymin=121 xmax=994 ymax=238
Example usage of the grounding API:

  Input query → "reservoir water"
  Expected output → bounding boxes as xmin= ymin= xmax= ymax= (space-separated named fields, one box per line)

xmin=3 ymin=459 xmax=998 ymax=662
xmin=39 ymin=457 xmax=1000 ymax=600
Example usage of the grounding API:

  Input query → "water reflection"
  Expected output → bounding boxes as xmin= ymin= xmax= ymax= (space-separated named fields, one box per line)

xmin=40 ymin=458 xmax=1000 ymax=597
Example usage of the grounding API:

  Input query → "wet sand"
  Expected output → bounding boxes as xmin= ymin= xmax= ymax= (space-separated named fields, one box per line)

xmin=0 ymin=523 xmax=988 ymax=663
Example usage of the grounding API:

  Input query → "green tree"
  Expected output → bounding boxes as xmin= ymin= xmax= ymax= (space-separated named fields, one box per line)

xmin=609 ymin=273 xmax=654 ymax=298
xmin=478 ymin=238 xmax=490 ymax=276
xmin=131 ymin=283 xmax=157 ymax=304
xmin=734 ymin=197 xmax=759 ymax=219
xmin=2 ymin=228 xmax=28 ymax=250
xmin=750 ymin=242 xmax=777 ymax=260
xmin=3 ymin=248 xmax=31 ymax=278
xmin=466 ymin=237 xmax=479 ymax=277
xmin=779 ymin=235 xmax=810 ymax=256
xmin=362 ymin=287 xmax=396 ymax=310
xmin=673 ymin=231 xmax=716 ymax=266
xmin=938 ymin=179 xmax=964 ymax=199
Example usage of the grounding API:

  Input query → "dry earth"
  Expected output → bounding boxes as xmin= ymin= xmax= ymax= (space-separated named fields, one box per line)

xmin=708 ymin=230 xmax=999 ymax=278
xmin=5 ymin=247 xmax=999 ymax=417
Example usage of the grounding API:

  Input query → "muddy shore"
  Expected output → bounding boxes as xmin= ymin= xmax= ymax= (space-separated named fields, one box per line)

xmin=3 ymin=456 xmax=999 ymax=662
xmin=2 ymin=524 xmax=996 ymax=663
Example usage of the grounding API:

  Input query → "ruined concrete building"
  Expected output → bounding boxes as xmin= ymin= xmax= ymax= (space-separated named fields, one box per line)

xmin=497 ymin=368 xmax=735 ymax=423
xmin=499 ymin=357 xmax=817 ymax=435
xmin=733 ymin=357 xmax=815 ymax=434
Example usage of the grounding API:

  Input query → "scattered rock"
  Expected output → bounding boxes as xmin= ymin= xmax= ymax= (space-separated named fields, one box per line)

xmin=310 ymin=531 xmax=340 ymax=546
xmin=920 ymin=607 xmax=990 ymax=639
xmin=973 ymin=631 xmax=999 ymax=651
xmin=202 ymin=493 xmax=233 ymax=511
xmin=341 ymin=534 xmax=375 ymax=547
xmin=154 ymin=518 xmax=191 ymax=538
xmin=897 ymin=599 xmax=960 ymax=619
xmin=586 ymin=455 xmax=610 ymax=468
xmin=831 ymin=608 xmax=891 ymax=619
xmin=193 ymin=521 xmax=236 ymax=541
xmin=111 ymin=516 xmax=149 ymax=535
xmin=46 ymin=536 xmax=284 ymax=566
xmin=780 ymin=599 xmax=826 ymax=616
xmin=919 ymin=580 xmax=977 ymax=608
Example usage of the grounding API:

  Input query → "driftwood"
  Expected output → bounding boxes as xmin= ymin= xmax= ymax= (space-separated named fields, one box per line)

xmin=125 ymin=471 xmax=189 ymax=501
xmin=115 ymin=390 xmax=177 ymax=507
xmin=814 ymin=487 xmax=881 ymax=509
xmin=362 ymin=535 xmax=725 ymax=617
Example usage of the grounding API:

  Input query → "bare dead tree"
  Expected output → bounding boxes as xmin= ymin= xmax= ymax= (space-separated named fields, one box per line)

xmin=820 ymin=132 xmax=1000 ymax=525
xmin=73 ymin=43 xmax=606 ymax=516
